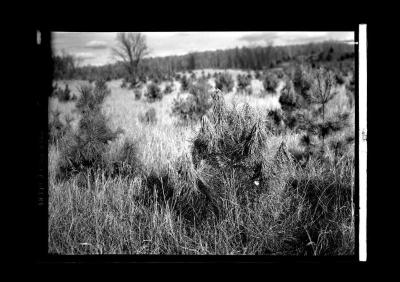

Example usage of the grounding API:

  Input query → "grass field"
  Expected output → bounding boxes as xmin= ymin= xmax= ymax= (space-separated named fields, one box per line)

xmin=48 ymin=69 xmax=355 ymax=255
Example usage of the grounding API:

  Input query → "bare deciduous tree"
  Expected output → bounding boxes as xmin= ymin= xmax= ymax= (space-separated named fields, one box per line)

xmin=112 ymin=32 xmax=149 ymax=87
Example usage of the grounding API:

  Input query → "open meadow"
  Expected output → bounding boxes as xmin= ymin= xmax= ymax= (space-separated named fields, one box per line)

xmin=49 ymin=66 xmax=355 ymax=255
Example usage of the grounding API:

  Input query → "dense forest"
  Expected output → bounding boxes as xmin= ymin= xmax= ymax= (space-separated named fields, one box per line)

xmin=53 ymin=40 xmax=354 ymax=82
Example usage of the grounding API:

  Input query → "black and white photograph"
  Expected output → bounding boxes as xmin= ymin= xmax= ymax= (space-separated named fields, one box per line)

xmin=44 ymin=29 xmax=365 ymax=258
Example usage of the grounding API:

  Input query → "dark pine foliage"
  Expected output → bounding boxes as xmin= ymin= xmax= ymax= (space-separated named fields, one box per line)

xmin=172 ymin=78 xmax=213 ymax=124
xmin=215 ymin=72 xmax=234 ymax=93
xmin=49 ymin=109 xmax=73 ymax=145
xmin=180 ymin=75 xmax=192 ymax=92
xmin=145 ymin=82 xmax=163 ymax=102
xmin=53 ymin=84 xmax=75 ymax=102
xmin=134 ymin=89 xmax=142 ymax=100
xmin=190 ymin=91 xmax=274 ymax=218
xmin=139 ymin=107 xmax=157 ymax=124
xmin=281 ymin=67 xmax=352 ymax=164
xmin=262 ymin=72 xmax=279 ymax=94
xmin=57 ymin=80 xmax=123 ymax=181
xmin=236 ymin=74 xmax=251 ymax=94
xmin=164 ymin=83 xmax=174 ymax=94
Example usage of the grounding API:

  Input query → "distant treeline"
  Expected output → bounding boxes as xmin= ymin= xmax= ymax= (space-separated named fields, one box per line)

xmin=53 ymin=41 xmax=355 ymax=81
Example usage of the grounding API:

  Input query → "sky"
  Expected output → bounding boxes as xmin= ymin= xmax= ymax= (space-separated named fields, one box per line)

xmin=52 ymin=31 xmax=354 ymax=66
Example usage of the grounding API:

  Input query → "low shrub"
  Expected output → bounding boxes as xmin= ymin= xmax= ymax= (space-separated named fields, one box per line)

xmin=262 ymin=72 xmax=279 ymax=94
xmin=335 ymin=72 xmax=345 ymax=85
xmin=266 ymin=109 xmax=285 ymax=134
xmin=104 ymin=138 xmax=142 ymax=179
xmin=76 ymin=80 xmax=111 ymax=114
xmin=180 ymin=75 xmax=191 ymax=92
xmin=49 ymin=109 xmax=74 ymax=145
xmin=215 ymin=72 xmax=234 ymax=93
xmin=139 ymin=107 xmax=157 ymax=124
xmin=191 ymin=91 xmax=295 ymax=218
xmin=274 ymin=69 xmax=285 ymax=79
xmin=121 ymin=79 xmax=128 ymax=88
xmin=292 ymin=64 xmax=313 ymax=100
xmin=134 ymin=89 xmax=142 ymax=100
xmin=279 ymin=79 xmax=303 ymax=112
xmin=164 ymin=83 xmax=174 ymax=94
xmin=245 ymin=86 xmax=253 ymax=95
xmin=236 ymin=74 xmax=251 ymax=94
xmin=53 ymin=84 xmax=74 ymax=102
xmin=57 ymin=110 xmax=122 ymax=181
xmin=57 ymin=80 xmax=123 ymax=181
xmin=201 ymin=70 xmax=206 ymax=79
xmin=152 ymin=77 xmax=160 ymax=84
xmin=145 ymin=82 xmax=162 ymax=102
xmin=172 ymin=79 xmax=213 ymax=124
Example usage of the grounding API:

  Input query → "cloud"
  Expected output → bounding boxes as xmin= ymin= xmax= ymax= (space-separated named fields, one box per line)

xmin=239 ymin=32 xmax=280 ymax=44
xmin=75 ymin=52 xmax=96 ymax=60
xmin=239 ymin=32 xmax=354 ymax=46
xmin=85 ymin=40 xmax=108 ymax=49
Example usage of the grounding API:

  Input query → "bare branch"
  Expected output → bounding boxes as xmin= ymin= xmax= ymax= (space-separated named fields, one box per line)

xmin=112 ymin=32 xmax=149 ymax=82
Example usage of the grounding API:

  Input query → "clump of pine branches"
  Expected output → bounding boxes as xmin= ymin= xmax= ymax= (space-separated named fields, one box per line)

xmin=236 ymin=74 xmax=251 ymax=94
xmin=57 ymin=80 xmax=125 ymax=182
xmin=180 ymin=75 xmax=192 ymax=92
xmin=49 ymin=109 xmax=74 ymax=146
xmin=215 ymin=72 xmax=234 ymax=93
xmin=262 ymin=72 xmax=279 ymax=94
xmin=145 ymin=82 xmax=163 ymax=102
xmin=171 ymin=78 xmax=213 ymax=124
xmin=139 ymin=107 xmax=157 ymax=124
xmin=279 ymin=66 xmax=354 ymax=164
xmin=191 ymin=90 xmax=295 ymax=219
xmin=52 ymin=83 xmax=75 ymax=102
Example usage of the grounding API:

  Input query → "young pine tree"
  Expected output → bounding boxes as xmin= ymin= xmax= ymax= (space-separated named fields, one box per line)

xmin=302 ymin=67 xmax=350 ymax=158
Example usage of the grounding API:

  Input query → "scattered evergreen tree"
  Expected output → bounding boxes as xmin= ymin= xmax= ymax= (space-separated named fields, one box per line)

xmin=134 ymin=88 xmax=142 ymax=100
xmin=297 ymin=68 xmax=351 ymax=161
xmin=263 ymin=72 xmax=279 ymax=94
xmin=120 ymin=79 xmax=128 ymax=89
xmin=49 ymin=109 xmax=73 ymax=145
xmin=180 ymin=75 xmax=191 ymax=92
xmin=172 ymin=78 xmax=213 ymax=124
xmin=201 ymin=70 xmax=206 ymax=80
xmin=145 ymin=82 xmax=162 ymax=102
xmin=164 ymin=83 xmax=174 ymax=94
xmin=53 ymin=84 xmax=74 ymax=102
xmin=255 ymin=71 xmax=262 ymax=79
xmin=139 ymin=107 xmax=157 ymax=124
xmin=57 ymin=80 xmax=123 ymax=181
xmin=215 ymin=72 xmax=234 ymax=93
xmin=335 ymin=71 xmax=345 ymax=85
xmin=236 ymin=74 xmax=251 ymax=94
